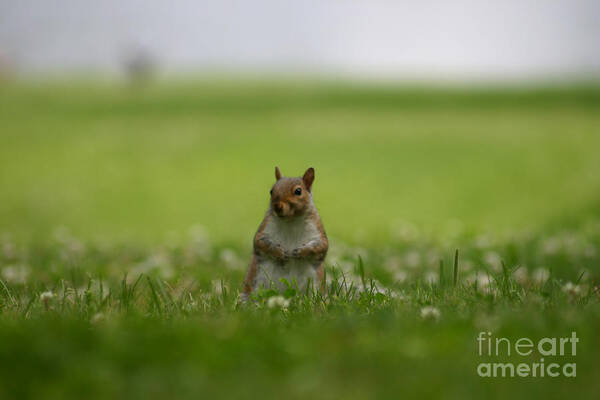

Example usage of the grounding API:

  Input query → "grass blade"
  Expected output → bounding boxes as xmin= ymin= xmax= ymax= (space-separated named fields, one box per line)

xmin=453 ymin=249 xmax=459 ymax=287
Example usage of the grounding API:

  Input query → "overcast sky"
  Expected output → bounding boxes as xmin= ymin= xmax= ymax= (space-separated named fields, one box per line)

xmin=1 ymin=0 xmax=599 ymax=80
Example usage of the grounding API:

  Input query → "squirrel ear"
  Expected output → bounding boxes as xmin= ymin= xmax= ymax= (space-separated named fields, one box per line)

xmin=275 ymin=166 xmax=282 ymax=181
xmin=303 ymin=167 xmax=315 ymax=192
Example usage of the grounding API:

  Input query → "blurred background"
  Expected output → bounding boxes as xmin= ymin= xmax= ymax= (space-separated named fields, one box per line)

xmin=1 ymin=0 xmax=599 ymax=245
xmin=2 ymin=0 xmax=600 ymax=80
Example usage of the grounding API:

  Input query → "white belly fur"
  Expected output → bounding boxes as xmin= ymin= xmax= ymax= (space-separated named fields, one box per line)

xmin=255 ymin=215 xmax=321 ymax=292
xmin=255 ymin=259 xmax=319 ymax=292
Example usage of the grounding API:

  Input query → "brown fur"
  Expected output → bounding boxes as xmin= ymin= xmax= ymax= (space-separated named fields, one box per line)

xmin=316 ymin=263 xmax=325 ymax=292
xmin=243 ymin=255 xmax=258 ymax=295
xmin=269 ymin=170 xmax=313 ymax=219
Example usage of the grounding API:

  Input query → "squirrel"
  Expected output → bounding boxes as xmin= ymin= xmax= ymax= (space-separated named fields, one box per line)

xmin=242 ymin=166 xmax=328 ymax=300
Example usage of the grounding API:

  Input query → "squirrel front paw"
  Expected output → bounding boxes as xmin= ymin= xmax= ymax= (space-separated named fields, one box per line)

xmin=290 ymin=247 xmax=306 ymax=258
xmin=273 ymin=245 xmax=288 ymax=261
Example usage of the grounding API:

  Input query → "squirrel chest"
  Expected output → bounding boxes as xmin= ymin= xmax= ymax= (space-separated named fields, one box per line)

xmin=255 ymin=216 xmax=321 ymax=291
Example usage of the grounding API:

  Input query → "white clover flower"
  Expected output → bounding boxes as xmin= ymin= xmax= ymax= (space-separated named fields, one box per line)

xmin=370 ymin=280 xmax=389 ymax=295
xmin=404 ymin=251 xmax=421 ymax=268
xmin=475 ymin=234 xmax=493 ymax=249
xmin=1 ymin=236 xmax=16 ymax=259
xmin=339 ymin=261 xmax=354 ymax=274
xmin=53 ymin=227 xmax=85 ymax=258
xmin=476 ymin=274 xmax=494 ymax=295
xmin=391 ymin=221 xmax=418 ymax=241
xmin=1 ymin=265 xmax=29 ymax=284
xmin=384 ymin=256 xmax=402 ymax=272
xmin=188 ymin=224 xmax=209 ymax=244
xmin=483 ymin=251 xmax=502 ymax=273
xmin=463 ymin=273 xmax=477 ymax=285
xmin=186 ymin=224 xmax=212 ymax=260
xmin=460 ymin=259 xmax=474 ymax=273
xmin=267 ymin=295 xmax=290 ymax=309
xmin=420 ymin=306 xmax=440 ymax=321
xmin=388 ymin=290 xmax=406 ymax=301
xmin=542 ymin=237 xmax=561 ymax=255
xmin=90 ymin=312 xmax=105 ymax=325
xmin=513 ymin=268 xmax=529 ymax=285
xmin=40 ymin=291 xmax=54 ymax=302
xmin=562 ymin=282 xmax=581 ymax=296
xmin=424 ymin=271 xmax=439 ymax=285
xmin=354 ymin=280 xmax=387 ymax=295
xmin=426 ymin=250 xmax=441 ymax=266
xmin=129 ymin=252 xmax=174 ymax=279
xmin=219 ymin=248 xmax=241 ymax=270
xmin=211 ymin=280 xmax=228 ymax=295
xmin=476 ymin=274 xmax=491 ymax=287
xmin=393 ymin=270 xmax=407 ymax=283
xmin=532 ymin=268 xmax=550 ymax=285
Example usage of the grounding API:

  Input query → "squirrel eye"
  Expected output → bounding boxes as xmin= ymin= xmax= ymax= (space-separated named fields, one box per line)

xmin=294 ymin=188 xmax=302 ymax=196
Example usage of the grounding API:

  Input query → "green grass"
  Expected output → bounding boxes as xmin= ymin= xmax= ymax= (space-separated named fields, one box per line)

xmin=1 ymin=227 xmax=599 ymax=400
xmin=1 ymin=81 xmax=600 ymax=243
xmin=1 ymin=80 xmax=599 ymax=399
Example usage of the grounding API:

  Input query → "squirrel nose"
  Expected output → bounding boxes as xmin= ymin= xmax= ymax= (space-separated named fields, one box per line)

xmin=274 ymin=203 xmax=283 ymax=213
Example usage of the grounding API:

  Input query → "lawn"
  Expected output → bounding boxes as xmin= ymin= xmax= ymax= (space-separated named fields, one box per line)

xmin=0 ymin=80 xmax=599 ymax=399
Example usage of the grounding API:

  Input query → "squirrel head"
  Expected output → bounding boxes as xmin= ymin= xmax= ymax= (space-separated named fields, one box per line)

xmin=269 ymin=166 xmax=315 ymax=218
